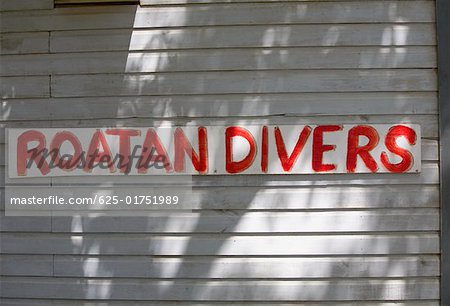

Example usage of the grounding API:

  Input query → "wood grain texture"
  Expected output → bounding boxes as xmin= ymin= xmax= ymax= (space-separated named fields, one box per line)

xmin=0 ymin=301 xmax=442 ymax=306
xmin=0 ymin=93 xmax=438 ymax=121
xmin=0 ymin=115 xmax=439 ymax=139
xmin=135 ymin=1 xmax=435 ymax=26
xmin=56 ymin=0 xmax=137 ymax=4
xmin=1 ymin=76 xmax=49 ymax=98
xmin=0 ymin=32 xmax=49 ymax=55
xmin=0 ymin=185 xmax=440 ymax=211
xmin=51 ymin=255 xmax=440 ymax=278
xmin=3 ymin=162 xmax=433 ymax=186
xmin=0 ymin=300 xmax=441 ymax=306
xmin=0 ymin=255 xmax=53 ymax=277
xmin=0 ymin=47 xmax=437 ymax=76
xmin=0 ymin=233 xmax=440 ymax=255
xmin=0 ymin=0 xmax=53 ymax=12
xmin=0 ymin=216 xmax=51 ymax=231
xmin=47 ymin=209 xmax=439 ymax=233
xmin=0 ymin=277 xmax=440 ymax=300
xmin=1 ymin=2 xmax=434 ymax=33
xmin=142 ymin=0 xmax=435 ymax=4
xmin=51 ymin=70 xmax=437 ymax=97
xmin=50 ymin=24 xmax=436 ymax=53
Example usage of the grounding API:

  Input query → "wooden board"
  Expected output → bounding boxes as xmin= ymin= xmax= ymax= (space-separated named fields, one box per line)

xmin=0 ymin=300 xmax=441 ymax=306
xmin=51 ymin=255 xmax=440 ymax=278
xmin=1 ymin=162 xmax=439 ymax=186
xmin=56 ymin=0 xmax=136 ymax=5
xmin=49 ymin=24 xmax=436 ymax=53
xmin=0 ymin=115 xmax=440 ymax=139
xmin=0 ymin=0 xmax=53 ymax=12
xmin=0 ymin=185 xmax=440 ymax=211
xmin=142 ymin=0 xmax=435 ymax=4
xmin=44 ymin=209 xmax=439 ymax=233
xmin=51 ymin=70 xmax=437 ymax=97
xmin=0 ymin=277 xmax=439 ymax=300
xmin=1 ymin=76 xmax=49 ymax=98
xmin=1 ymin=2 xmax=435 ymax=33
xmin=0 ymin=32 xmax=49 ymax=55
xmin=0 ymin=93 xmax=439 ymax=121
xmin=0 ymin=254 xmax=440 ymax=278
xmin=0 ymin=233 xmax=440 ymax=255
xmin=0 ymin=47 xmax=437 ymax=76
xmin=0 ymin=255 xmax=53 ymax=277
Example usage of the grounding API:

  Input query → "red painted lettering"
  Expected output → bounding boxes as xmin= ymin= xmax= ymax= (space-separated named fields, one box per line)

xmin=49 ymin=131 xmax=82 ymax=171
xmin=225 ymin=127 xmax=256 ymax=174
xmin=174 ymin=127 xmax=208 ymax=174
xmin=312 ymin=125 xmax=342 ymax=172
xmin=17 ymin=130 xmax=50 ymax=176
xmin=346 ymin=125 xmax=379 ymax=173
xmin=275 ymin=126 xmax=311 ymax=172
xmin=380 ymin=125 xmax=416 ymax=173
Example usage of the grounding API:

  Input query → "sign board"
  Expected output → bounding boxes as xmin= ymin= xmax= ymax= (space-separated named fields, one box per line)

xmin=7 ymin=124 xmax=421 ymax=177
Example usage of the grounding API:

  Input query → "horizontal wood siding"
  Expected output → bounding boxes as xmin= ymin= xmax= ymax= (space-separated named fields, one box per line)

xmin=0 ymin=0 xmax=440 ymax=304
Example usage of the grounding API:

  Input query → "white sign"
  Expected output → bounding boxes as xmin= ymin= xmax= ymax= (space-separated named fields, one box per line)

xmin=8 ymin=124 xmax=421 ymax=177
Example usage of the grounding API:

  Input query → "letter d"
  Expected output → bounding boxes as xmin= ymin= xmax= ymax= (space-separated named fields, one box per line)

xmin=225 ymin=127 xmax=256 ymax=174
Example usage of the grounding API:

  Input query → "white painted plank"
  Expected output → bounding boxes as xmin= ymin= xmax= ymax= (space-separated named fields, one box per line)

xmin=51 ymin=70 xmax=437 ymax=98
xmin=0 ymin=233 xmax=439 ymax=255
xmin=56 ymin=0 xmax=137 ymax=4
xmin=1 ymin=168 xmax=52 ymax=185
xmin=0 ymin=300 xmax=53 ymax=306
xmin=143 ymin=0 xmax=435 ymax=4
xmin=1 ymin=2 xmax=434 ymax=33
xmin=0 ymin=47 xmax=437 ymax=76
xmin=0 ymin=114 xmax=439 ymax=139
xmin=0 ymin=6 xmax=138 ymax=33
xmin=0 ymin=92 xmax=438 ymax=122
xmin=0 ymin=216 xmax=51 ymax=231
xmin=0 ymin=121 xmax=68 ymax=144
xmin=53 ymin=255 xmax=439 ymax=278
xmin=0 ymin=255 xmax=53 ymax=276
xmin=50 ymin=24 xmax=436 ymax=53
xmin=0 ymin=185 xmax=440 ymax=211
xmin=422 ymin=139 xmax=439 ymax=161
xmin=0 ymin=99 xmax=53 ymax=121
xmin=1 ymin=76 xmax=49 ymax=98
xmin=0 ymin=0 xmax=53 ymax=12
xmin=0 ymin=300 xmax=441 ymax=306
xmin=133 ymin=1 xmax=436 ymax=26
xmin=50 ymin=209 xmax=439 ymax=233
xmin=1 ymin=163 xmax=439 ymax=187
xmin=0 ymin=277 xmax=439 ymax=300
xmin=0 ymin=143 xmax=4 ymax=164
xmin=0 ymin=32 xmax=49 ymax=55
xmin=4 ymin=162 xmax=432 ymax=186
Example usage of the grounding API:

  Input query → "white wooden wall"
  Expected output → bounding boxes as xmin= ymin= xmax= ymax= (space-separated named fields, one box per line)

xmin=0 ymin=0 xmax=440 ymax=304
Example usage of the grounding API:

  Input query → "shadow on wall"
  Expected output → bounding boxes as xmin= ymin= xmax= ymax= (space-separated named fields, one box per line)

xmin=0 ymin=0 xmax=440 ymax=303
